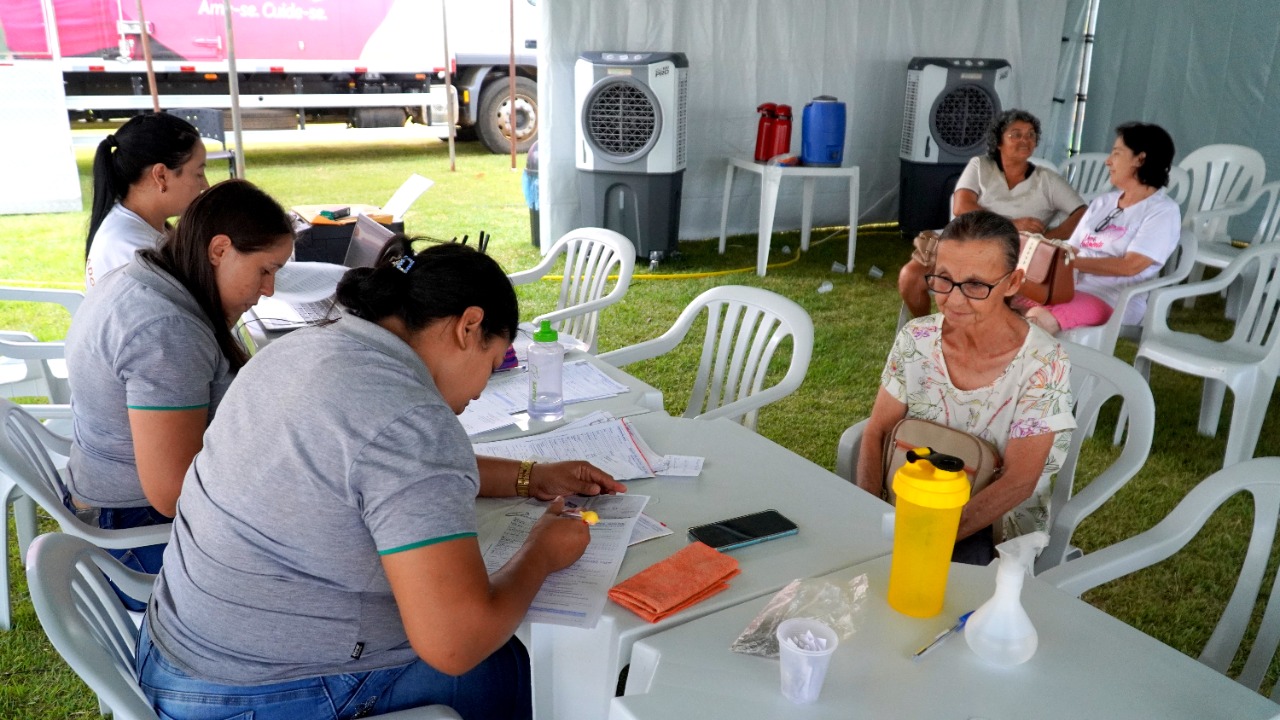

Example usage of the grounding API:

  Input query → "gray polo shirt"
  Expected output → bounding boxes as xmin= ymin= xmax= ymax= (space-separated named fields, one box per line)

xmin=147 ymin=315 xmax=481 ymax=684
xmin=65 ymin=255 xmax=231 ymax=508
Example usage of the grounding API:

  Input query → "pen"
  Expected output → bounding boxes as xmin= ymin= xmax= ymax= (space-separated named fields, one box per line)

xmin=911 ymin=611 xmax=973 ymax=661
xmin=562 ymin=509 xmax=599 ymax=525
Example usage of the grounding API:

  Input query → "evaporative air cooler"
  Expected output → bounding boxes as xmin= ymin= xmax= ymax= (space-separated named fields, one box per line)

xmin=899 ymin=57 xmax=1011 ymax=238
xmin=575 ymin=51 xmax=689 ymax=261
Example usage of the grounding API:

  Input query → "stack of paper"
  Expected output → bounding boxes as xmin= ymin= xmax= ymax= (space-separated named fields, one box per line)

xmin=473 ymin=412 xmax=705 ymax=480
xmin=476 ymin=415 xmax=656 ymax=480
xmin=479 ymin=360 xmax=630 ymax=415
xmin=481 ymin=493 xmax=650 ymax=629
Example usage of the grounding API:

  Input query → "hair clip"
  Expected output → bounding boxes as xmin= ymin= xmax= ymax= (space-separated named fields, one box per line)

xmin=393 ymin=255 xmax=415 ymax=274
xmin=477 ymin=230 xmax=491 ymax=254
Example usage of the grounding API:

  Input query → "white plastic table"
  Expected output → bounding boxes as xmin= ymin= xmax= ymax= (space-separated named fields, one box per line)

xmin=612 ymin=555 xmax=1280 ymax=720
xmin=718 ymin=157 xmax=860 ymax=277
xmin=516 ymin=412 xmax=894 ymax=720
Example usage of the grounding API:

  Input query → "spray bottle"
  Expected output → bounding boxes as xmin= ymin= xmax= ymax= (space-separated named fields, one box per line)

xmin=963 ymin=530 xmax=1049 ymax=667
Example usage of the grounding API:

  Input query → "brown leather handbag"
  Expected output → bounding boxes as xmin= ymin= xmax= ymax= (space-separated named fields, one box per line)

xmin=1015 ymin=232 xmax=1075 ymax=305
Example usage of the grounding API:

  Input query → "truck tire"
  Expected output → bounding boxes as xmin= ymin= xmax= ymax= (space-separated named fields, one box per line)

xmin=351 ymin=107 xmax=407 ymax=128
xmin=476 ymin=76 xmax=537 ymax=154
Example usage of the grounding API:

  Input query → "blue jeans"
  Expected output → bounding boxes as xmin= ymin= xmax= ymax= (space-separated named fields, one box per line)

xmin=137 ymin=621 xmax=532 ymax=720
xmin=99 ymin=505 xmax=171 ymax=611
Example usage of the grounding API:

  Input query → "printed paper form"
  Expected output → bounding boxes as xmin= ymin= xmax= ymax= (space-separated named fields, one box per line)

xmin=480 ymin=360 xmax=630 ymax=414
xmin=628 ymin=513 xmax=673 ymax=546
xmin=459 ymin=396 xmax=518 ymax=436
xmin=481 ymin=494 xmax=650 ymax=628
xmin=474 ymin=418 xmax=655 ymax=480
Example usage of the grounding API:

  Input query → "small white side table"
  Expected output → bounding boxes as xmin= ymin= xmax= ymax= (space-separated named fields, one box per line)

xmin=718 ymin=157 xmax=860 ymax=277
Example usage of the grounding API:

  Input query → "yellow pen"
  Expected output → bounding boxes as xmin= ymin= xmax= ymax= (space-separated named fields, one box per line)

xmin=563 ymin=509 xmax=599 ymax=525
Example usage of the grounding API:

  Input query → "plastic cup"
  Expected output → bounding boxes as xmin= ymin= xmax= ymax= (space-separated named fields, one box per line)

xmin=776 ymin=618 xmax=839 ymax=704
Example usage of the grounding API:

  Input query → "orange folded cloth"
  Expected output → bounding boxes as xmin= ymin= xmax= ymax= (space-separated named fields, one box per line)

xmin=609 ymin=542 xmax=741 ymax=623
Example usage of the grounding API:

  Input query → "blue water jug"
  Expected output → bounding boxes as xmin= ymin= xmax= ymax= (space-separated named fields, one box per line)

xmin=800 ymin=96 xmax=846 ymax=167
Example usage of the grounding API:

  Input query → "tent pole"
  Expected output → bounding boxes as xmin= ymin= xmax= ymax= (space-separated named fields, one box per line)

xmin=222 ymin=0 xmax=245 ymax=178
xmin=443 ymin=0 xmax=456 ymax=172
xmin=134 ymin=0 xmax=160 ymax=113
xmin=1070 ymin=0 xmax=1101 ymax=156
xmin=509 ymin=0 xmax=517 ymax=168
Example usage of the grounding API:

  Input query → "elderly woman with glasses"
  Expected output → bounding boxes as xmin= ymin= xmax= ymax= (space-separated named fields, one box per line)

xmin=1024 ymin=122 xmax=1181 ymax=335
xmin=860 ymin=210 xmax=1075 ymax=565
xmin=900 ymin=109 xmax=1087 ymax=318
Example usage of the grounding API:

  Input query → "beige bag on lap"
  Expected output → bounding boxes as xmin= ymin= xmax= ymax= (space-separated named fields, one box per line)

xmin=881 ymin=417 xmax=1003 ymax=504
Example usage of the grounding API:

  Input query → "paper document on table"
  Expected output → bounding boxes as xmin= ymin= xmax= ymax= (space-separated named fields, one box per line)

xmin=459 ymin=396 xmax=517 ymax=436
xmin=656 ymin=455 xmax=704 ymax=477
xmin=273 ymin=262 xmax=347 ymax=303
xmin=479 ymin=360 xmax=630 ymax=414
xmin=250 ymin=262 xmax=347 ymax=330
xmin=474 ymin=418 xmax=655 ymax=480
xmin=481 ymin=494 xmax=650 ymax=628
xmin=628 ymin=512 xmax=674 ymax=546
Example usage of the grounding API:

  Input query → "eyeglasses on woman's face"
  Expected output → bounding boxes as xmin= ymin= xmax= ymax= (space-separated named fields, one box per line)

xmin=924 ymin=271 xmax=1014 ymax=300
xmin=1004 ymin=129 xmax=1038 ymax=142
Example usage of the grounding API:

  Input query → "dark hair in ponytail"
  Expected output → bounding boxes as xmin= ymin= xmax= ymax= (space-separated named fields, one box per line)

xmin=86 ymin=112 xmax=202 ymax=258
xmin=336 ymin=238 xmax=518 ymax=343
xmin=138 ymin=179 xmax=292 ymax=371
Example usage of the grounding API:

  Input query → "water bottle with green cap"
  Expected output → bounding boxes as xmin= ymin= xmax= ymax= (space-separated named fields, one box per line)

xmin=528 ymin=320 xmax=564 ymax=421
xmin=887 ymin=448 xmax=971 ymax=618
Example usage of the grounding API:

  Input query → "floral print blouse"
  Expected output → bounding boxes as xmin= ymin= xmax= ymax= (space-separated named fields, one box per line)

xmin=882 ymin=314 xmax=1076 ymax=538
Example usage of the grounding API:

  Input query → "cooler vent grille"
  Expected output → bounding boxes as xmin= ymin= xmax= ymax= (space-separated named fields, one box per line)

xmin=931 ymin=85 xmax=994 ymax=153
xmin=585 ymin=80 xmax=657 ymax=157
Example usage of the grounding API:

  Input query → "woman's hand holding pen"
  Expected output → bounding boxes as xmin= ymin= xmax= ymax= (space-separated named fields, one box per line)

xmin=529 ymin=460 xmax=626 ymax=500
xmin=526 ymin=496 xmax=591 ymax=573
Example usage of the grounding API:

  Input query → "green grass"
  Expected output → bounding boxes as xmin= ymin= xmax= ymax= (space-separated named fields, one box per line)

xmin=4 ymin=132 xmax=1280 ymax=717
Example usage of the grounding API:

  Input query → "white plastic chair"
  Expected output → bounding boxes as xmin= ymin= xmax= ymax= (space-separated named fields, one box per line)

xmin=1058 ymin=152 xmax=1113 ymax=203
xmin=1036 ymin=341 xmax=1155 ymax=572
xmin=1180 ymin=144 xmax=1266 ymax=241
xmin=835 ymin=341 xmax=1154 ymax=573
xmin=1179 ymin=145 xmax=1267 ymax=296
xmin=1133 ymin=244 xmax=1280 ymax=468
xmin=0 ymin=286 xmax=83 ymax=404
xmin=1165 ymin=164 xmax=1191 ymax=210
xmin=25 ymin=533 xmax=462 ymax=720
xmin=0 ymin=399 xmax=168 ymax=633
xmin=599 ymin=285 xmax=814 ymax=431
xmin=507 ymin=227 xmax=635 ymax=353
xmin=1191 ymin=179 xmax=1280 ymax=271
xmin=1041 ymin=457 xmax=1280 ymax=702
xmin=1057 ymin=223 xmax=1198 ymax=356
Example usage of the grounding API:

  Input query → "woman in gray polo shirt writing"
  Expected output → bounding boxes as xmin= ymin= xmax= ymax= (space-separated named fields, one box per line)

xmin=140 ymin=240 xmax=623 ymax=719
xmin=65 ymin=180 xmax=295 ymax=605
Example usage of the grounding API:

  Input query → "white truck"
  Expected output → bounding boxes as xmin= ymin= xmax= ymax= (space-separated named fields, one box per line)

xmin=0 ymin=0 xmax=539 ymax=152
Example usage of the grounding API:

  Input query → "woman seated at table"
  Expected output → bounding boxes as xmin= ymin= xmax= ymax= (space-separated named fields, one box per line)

xmin=860 ymin=210 xmax=1075 ymax=564
xmin=139 ymin=239 xmax=624 ymax=719
xmin=85 ymin=112 xmax=210 ymax=288
xmin=65 ymin=180 xmax=294 ymax=596
xmin=899 ymin=109 xmax=1086 ymax=318
xmin=1023 ymin=122 xmax=1181 ymax=336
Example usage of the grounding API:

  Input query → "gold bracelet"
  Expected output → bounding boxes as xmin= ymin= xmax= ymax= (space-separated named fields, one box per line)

xmin=516 ymin=459 xmax=536 ymax=497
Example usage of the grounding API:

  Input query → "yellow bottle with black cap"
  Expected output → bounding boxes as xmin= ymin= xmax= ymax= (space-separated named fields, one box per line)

xmin=887 ymin=448 xmax=970 ymax=618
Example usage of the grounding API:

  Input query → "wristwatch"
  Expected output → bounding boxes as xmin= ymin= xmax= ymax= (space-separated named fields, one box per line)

xmin=516 ymin=459 xmax=536 ymax=497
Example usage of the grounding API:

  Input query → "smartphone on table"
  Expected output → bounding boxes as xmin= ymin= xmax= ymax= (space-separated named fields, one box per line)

xmin=688 ymin=509 xmax=798 ymax=552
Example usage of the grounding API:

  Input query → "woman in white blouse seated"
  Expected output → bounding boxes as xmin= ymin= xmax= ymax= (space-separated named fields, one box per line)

xmin=899 ymin=109 xmax=1086 ymax=318
xmin=84 ymin=112 xmax=209 ymax=288
xmin=1022 ymin=122 xmax=1181 ymax=335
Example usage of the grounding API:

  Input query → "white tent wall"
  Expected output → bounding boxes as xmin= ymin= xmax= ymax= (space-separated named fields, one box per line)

xmin=1082 ymin=0 xmax=1280 ymax=185
xmin=539 ymin=0 xmax=1070 ymax=249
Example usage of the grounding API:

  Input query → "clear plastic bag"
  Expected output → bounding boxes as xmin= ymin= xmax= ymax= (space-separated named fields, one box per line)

xmin=730 ymin=574 xmax=869 ymax=657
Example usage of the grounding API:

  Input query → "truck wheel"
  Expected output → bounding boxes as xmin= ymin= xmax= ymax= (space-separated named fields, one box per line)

xmin=476 ymin=76 xmax=537 ymax=154
xmin=351 ymin=108 xmax=407 ymax=128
